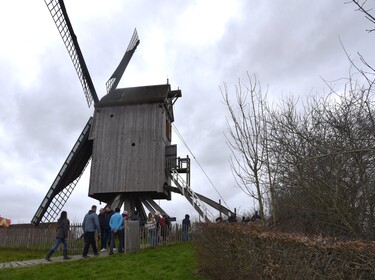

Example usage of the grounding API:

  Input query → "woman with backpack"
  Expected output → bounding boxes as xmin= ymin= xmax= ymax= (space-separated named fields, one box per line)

xmin=45 ymin=211 xmax=71 ymax=261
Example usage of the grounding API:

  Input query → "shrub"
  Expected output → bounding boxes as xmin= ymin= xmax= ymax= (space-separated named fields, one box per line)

xmin=193 ymin=223 xmax=375 ymax=279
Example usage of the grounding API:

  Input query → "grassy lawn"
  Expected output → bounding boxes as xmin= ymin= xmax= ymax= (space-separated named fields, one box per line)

xmin=0 ymin=248 xmax=47 ymax=262
xmin=0 ymin=243 xmax=206 ymax=280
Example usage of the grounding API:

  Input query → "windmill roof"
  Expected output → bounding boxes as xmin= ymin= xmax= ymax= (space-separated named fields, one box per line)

xmin=95 ymin=84 xmax=179 ymax=108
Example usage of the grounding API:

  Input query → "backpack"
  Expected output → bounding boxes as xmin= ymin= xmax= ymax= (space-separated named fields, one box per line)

xmin=159 ymin=217 xmax=166 ymax=227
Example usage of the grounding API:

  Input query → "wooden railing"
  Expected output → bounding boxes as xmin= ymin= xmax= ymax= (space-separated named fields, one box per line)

xmin=0 ymin=222 xmax=193 ymax=254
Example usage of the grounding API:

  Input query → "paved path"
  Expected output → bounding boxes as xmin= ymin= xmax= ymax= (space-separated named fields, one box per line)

xmin=0 ymin=252 xmax=111 ymax=269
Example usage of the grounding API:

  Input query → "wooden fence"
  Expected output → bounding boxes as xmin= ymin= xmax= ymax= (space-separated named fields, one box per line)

xmin=139 ymin=223 xmax=193 ymax=247
xmin=0 ymin=222 xmax=193 ymax=254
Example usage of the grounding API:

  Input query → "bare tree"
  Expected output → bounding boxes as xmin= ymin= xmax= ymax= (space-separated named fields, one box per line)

xmin=267 ymin=88 xmax=375 ymax=238
xmin=349 ymin=0 xmax=375 ymax=32
xmin=221 ymin=74 xmax=275 ymax=222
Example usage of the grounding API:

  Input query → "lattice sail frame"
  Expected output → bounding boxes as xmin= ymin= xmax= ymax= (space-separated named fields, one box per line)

xmin=44 ymin=0 xmax=99 ymax=106
xmin=38 ymin=160 xmax=90 ymax=225
xmin=106 ymin=29 xmax=140 ymax=94
xmin=31 ymin=118 xmax=93 ymax=226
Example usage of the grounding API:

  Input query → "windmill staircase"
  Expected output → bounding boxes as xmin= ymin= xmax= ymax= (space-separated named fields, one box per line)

xmin=166 ymin=157 xmax=235 ymax=222
xmin=31 ymin=118 xmax=93 ymax=226
xmin=169 ymin=168 xmax=212 ymax=222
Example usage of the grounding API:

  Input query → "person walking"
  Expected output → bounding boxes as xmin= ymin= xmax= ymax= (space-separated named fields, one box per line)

xmin=45 ymin=211 xmax=71 ymax=261
xmin=109 ymin=207 xmax=124 ymax=254
xmin=82 ymin=205 xmax=101 ymax=258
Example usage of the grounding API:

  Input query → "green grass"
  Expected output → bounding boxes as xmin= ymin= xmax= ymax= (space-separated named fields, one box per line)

xmin=0 ymin=243 xmax=206 ymax=280
xmin=0 ymin=248 xmax=48 ymax=262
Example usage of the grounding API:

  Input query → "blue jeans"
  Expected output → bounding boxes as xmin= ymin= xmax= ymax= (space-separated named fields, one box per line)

xmin=50 ymin=238 xmax=68 ymax=251
xmin=101 ymin=228 xmax=111 ymax=249
xmin=149 ymin=228 xmax=156 ymax=246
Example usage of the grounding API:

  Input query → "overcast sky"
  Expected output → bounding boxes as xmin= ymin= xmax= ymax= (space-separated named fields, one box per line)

xmin=0 ymin=0 xmax=374 ymax=224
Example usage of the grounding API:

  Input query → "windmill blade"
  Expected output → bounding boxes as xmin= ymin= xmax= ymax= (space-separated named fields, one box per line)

xmin=106 ymin=29 xmax=140 ymax=94
xmin=31 ymin=118 xmax=94 ymax=226
xmin=44 ymin=0 xmax=99 ymax=106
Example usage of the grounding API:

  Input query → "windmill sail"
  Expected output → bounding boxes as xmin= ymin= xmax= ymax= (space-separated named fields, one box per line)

xmin=31 ymin=118 xmax=94 ymax=226
xmin=106 ymin=29 xmax=140 ymax=94
xmin=44 ymin=0 xmax=99 ymax=106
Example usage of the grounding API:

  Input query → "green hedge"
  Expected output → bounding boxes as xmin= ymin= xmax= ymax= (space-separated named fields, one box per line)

xmin=193 ymin=223 xmax=375 ymax=279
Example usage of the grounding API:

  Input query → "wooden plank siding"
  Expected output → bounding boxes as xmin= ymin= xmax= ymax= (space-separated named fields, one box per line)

xmin=89 ymin=103 xmax=171 ymax=198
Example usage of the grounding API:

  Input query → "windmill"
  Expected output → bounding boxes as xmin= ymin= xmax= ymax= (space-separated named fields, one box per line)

xmin=32 ymin=0 xmax=234 ymax=226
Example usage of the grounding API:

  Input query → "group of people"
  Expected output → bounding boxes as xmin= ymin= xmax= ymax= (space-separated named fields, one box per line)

xmin=144 ymin=211 xmax=173 ymax=246
xmin=242 ymin=211 xmax=262 ymax=223
xmin=144 ymin=212 xmax=192 ymax=245
xmin=45 ymin=205 xmax=192 ymax=261
xmin=84 ymin=205 xmax=126 ymax=256
xmin=97 ymin=205 xmax=124 ymax=254
xmin=214 ymin=211 xmax=262 ymax=224
xmin=45 ymin=205 xmax=124 ymax=261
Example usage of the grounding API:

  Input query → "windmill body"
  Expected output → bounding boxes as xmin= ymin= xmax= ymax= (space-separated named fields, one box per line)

xmin=89 ymin=84 xmax=180 ymax=205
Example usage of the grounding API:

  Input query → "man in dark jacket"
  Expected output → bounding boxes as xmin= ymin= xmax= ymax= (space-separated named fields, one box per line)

xmin=82 ymin=205 xmax=101 ymax=257
xmin=103 ymin=205 xmax=114 ymax=251
xmin=98 ymin=208 xmax=106 ymax=251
